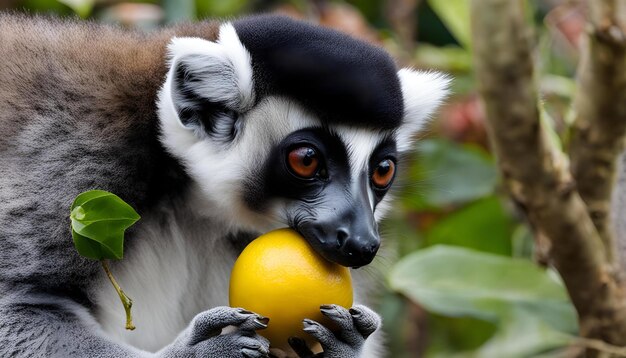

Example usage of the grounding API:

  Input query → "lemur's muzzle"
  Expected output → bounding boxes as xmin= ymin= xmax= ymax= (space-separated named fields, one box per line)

xmin=298 ymin=194 xmax=380 ymax=268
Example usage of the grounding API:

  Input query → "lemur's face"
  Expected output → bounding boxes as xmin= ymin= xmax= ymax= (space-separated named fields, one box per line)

xmin=158 ymin=18 xmax=449 ymax=267
xmin=237 ymin=99 xmax=397 ymax=267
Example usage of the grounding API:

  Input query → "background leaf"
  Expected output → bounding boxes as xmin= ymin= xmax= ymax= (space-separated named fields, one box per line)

xmin=57 ymin=0 xmax=94 ymax=18
xmin=414 ymin=44 xmax=473 ymax=72
xmin=196 ymin=0 xmax=249 ymax=18
xmin=427 ymin=0 xmax=472 ymax=49
xmin=389 ymin=246 xmax=578 ymax=357
xmin=389 ymin=246 xmax=576 ymax=329
xmin=471 ymin=308 xmax=573 ymax=358
xmin=403 ymin=139 xmax=498 ymax=210
xmin=425 ymin=196 xmax=514 ymax=255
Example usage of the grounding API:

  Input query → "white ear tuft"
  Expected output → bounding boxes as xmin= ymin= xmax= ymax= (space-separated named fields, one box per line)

xmin=164 ymin=23 xmax=255 ymax=129
xmin=396 ymin=69 xmax=451 ymax=152
xmin=216 ymin=23 xmax=255 ymax=110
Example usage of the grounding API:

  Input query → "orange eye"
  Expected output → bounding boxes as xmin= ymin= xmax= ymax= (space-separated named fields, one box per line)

xmin=372 ymin=159 xmax=395 ymax=188
xmin=288 ymin=147 xmax=319 ymax=178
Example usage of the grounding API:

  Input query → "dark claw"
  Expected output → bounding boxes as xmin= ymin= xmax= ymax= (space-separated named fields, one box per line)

xmin=349 ymin=308 xmax=361 ymax=316
xmin=302 ymin=319 xmax=319 ymax=332
xmin=303 ymin=319 xmax=317 ymax=327
xmin=254 ymin=317 xmax=270 ymax=329
xmin=319 ymin=305 xmax=342 ymax=319
xmin=242 ymin=342 xmax=261 ymax=350
xmin=237 ymin=308 xmax=255 ymax=315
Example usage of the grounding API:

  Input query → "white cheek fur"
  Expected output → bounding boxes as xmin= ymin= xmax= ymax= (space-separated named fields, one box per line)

xmin=159 ymin=93 xmax=322 ymax=230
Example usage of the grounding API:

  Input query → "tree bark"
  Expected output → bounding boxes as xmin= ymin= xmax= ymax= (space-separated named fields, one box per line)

xmin=470 ymin=0 xmax=626 ymax=353
xmin=570 ymin=0 xmax=626 ymax=264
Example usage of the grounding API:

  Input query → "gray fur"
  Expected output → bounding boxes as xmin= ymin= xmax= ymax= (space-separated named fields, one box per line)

xmin=0 ymin=13 xmax=218 ymax=357
xmin=0 ymin=286 xmax=146 ymax=357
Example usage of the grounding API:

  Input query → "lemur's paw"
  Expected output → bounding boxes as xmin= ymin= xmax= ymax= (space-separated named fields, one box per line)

xmin=289 ymin=304 xmax=381 ymax=358
xmin=158 ymin=306 xmax=270 ymax=358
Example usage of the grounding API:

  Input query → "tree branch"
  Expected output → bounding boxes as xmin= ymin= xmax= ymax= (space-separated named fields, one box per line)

xmin=470 ymin=0 xmax=626 ymax=349
xmin=570 ymin=0 xmax=626 ymax=264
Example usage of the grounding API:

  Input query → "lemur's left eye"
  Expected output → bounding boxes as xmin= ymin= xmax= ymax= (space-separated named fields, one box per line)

xmin=287 ymin=146 xmax=319 ymax=178
xmin=372 ymin=159 xmax=395 ymax=189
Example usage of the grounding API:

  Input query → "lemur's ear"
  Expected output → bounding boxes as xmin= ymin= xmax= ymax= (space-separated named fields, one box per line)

xmin=166 ymin=23 xmax=255 ymax=136
xmin=396 ymin=69 xmax=451 ymax=152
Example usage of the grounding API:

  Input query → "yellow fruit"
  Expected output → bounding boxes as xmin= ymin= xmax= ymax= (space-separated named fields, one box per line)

xmin=229 ymin=228 xmax=353 ymax=350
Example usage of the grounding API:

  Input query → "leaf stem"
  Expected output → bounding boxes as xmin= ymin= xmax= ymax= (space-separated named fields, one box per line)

xmin=101 ymin=260 xmax=135 ymax=330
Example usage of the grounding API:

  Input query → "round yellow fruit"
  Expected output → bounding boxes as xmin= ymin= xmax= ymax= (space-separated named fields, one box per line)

xmin=229 ymin=228 xmax=353 ymax=350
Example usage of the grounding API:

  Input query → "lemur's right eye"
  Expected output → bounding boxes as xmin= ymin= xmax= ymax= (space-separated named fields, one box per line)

xmin=287 ymin=147 xmax=319 ymax=179
xmin=372 ymin=159 xmax=395 ymax=189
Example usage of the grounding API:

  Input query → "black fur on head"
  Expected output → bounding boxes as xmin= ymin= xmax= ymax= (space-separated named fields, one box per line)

xmin=233 ymin=15 xmax=404 ymax=130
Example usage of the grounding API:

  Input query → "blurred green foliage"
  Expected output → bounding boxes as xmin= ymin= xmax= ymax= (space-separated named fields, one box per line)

xmin=390 ymin=246 xmax=577 ymax=357
xmin=404 ymin=140 xmax=497 ymax=211
xmin=3 ymin=0 xmax=584 ymax=357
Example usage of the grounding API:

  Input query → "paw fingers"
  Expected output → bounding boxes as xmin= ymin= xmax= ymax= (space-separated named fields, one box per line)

xmin=189 ymin=306 xmax=263 ymax=345
xmin=302 ymin=319 xmax=335 ymax=347
xmin=239 ymin=335 xmax=270 ymax=357
xmin=349 ymin=305 xmax=381 ymax=339
xmin=319 ymin=304 xmax=352 ymax=330
xmin=319 ymin=304 xmax=363 ymax=346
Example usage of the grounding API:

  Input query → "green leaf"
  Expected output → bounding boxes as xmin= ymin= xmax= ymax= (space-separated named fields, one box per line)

xmin=389 ymin=246 xmax=577 ymax=331
xmin=71 ymin=228 xmax=117 ymax=260
xmin=540 ymin=104 xmax=563 ymax=152
xmin=414 ymin=44 xmax=473 ymax=73
xmin=540 ymin=74 xmax=576 ymax=100
xmin=70 ymin=190 xmax=140 ymax=260
xmin=511 ymin=224 xmax=534 ymax=259
xmin=404 ymin=139 xmax=498 ymax=210
xmin=196 ymin=0 xmax=249 ymax=17
xmin=390 ymin=246 xmax=577 ymax=357
xmin=71 ymin=189 xmax=113 ymax=209
xmin=425 ymin=197 xmax=514 ymax=255
xmin=425 ymin=314 xmax=497 ymax=356
xmin=427 ymin=0 xmax=472 ymax=49
xmin=57 ymin=0 xmax=94 ymax=18
xmin=472 ymin=307 xmax=573 ymax=358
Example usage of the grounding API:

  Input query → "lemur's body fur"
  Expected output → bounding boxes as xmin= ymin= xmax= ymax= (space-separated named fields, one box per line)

xmin=0 ymin=14 xmax=449 ymax=357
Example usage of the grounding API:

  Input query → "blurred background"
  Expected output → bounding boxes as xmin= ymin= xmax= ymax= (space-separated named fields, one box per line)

xmin=0 ymin=0 xmax=587 ymax=356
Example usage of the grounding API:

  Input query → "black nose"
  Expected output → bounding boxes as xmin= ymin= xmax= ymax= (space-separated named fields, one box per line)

xmin=298 ymin=220 xmax=380 ymax=267
xmin=336 ymin=227 xmax=380 ymax=266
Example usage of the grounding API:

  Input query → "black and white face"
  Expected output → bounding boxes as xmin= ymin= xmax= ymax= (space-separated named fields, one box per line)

xmin=158 ymin=19 xmax=449 ymax=268
xmin=249 ymin=124 xmax=396 ymax=267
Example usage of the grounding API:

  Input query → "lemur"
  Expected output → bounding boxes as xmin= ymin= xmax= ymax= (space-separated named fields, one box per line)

xmin=0 ymin=13 xmax=449 ymax=357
